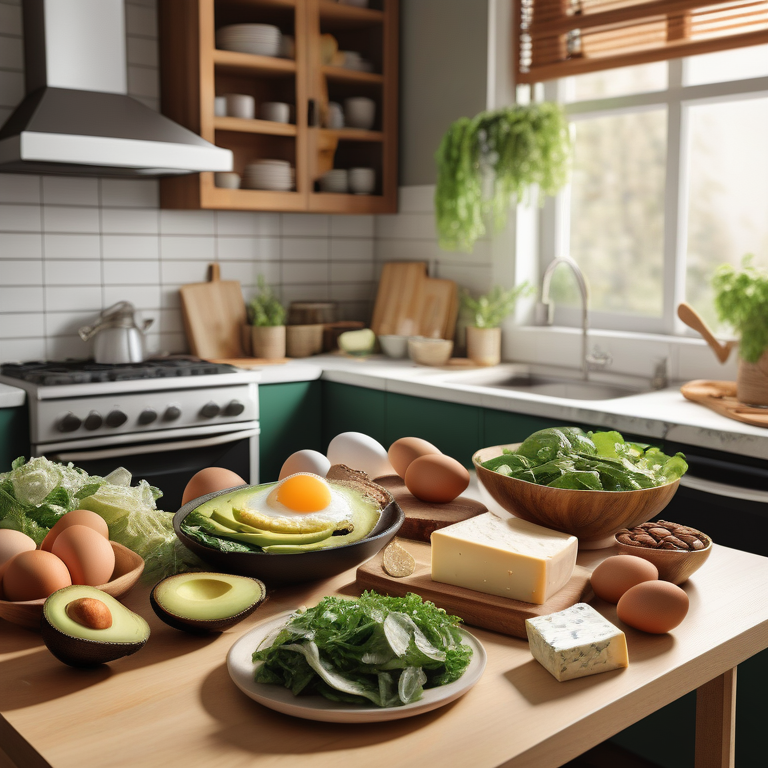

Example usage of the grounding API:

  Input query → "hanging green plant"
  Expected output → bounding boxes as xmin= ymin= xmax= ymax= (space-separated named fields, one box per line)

xmin=435 ymin=103 xmax=572 ymax=253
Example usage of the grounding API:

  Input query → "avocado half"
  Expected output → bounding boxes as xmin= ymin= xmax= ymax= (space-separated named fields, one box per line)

xmin=150 ymin=572 xmax=266 ymax=633
xmin=42 ymin=585 xmax=150 ymax=667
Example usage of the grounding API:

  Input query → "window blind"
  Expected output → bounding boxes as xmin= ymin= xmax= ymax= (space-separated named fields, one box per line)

xmin=515 ymin=0 xmax=768 ymax=83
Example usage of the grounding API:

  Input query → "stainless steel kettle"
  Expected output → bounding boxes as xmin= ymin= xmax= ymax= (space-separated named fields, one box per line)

xmin=78 ymin=302 xmax=154 ymax=364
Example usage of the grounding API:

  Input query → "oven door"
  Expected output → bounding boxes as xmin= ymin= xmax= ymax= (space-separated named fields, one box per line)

xmin=41 ymin=423 xmax=259 ymax=513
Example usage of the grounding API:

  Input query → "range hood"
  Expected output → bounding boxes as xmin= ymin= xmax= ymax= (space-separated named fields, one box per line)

xmin=0 ymin=0 xmax=232 ymax=177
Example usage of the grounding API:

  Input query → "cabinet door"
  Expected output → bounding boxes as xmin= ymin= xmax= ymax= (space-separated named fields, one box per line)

xmin=321 ymin=382 xmax=387 ymax=450
xmin=481 ymin=410 xmax=565 ymax=449
xmin=0 ymin=406 xmax=28 ymax=472
xmin=259 ymin=381 xmax=322 ymax=482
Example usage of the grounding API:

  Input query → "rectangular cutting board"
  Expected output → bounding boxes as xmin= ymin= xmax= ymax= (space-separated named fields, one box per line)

xmin=356 ymin=539 xmax=593 ymax=639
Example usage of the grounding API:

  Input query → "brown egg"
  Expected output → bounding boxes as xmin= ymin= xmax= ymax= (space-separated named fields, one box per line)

xmin=41 ymin=508 xmax=109 ymax=552
xmin=52 ymin=525 xmax=116 ymax=587
xmin=404 ymin=454 xmax=470 ymax=504
xmin=0 ymin=529 xmax=37 ymax=585
xmin=617 ymin=580 xmax=689 ymax=634
xmin=3 ymin=550 xmax=72 ymax=601
xmin=388 ymin=437 xmax=442 ymax=479
xmin=590 ymin=555 xmax=658 ymax=604
xmin=182 ymin=467 xmax=246 ymax=506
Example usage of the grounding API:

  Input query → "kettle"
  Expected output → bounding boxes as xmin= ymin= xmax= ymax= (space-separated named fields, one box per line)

xmin=79 ymin=302 xmax=154 ymax=365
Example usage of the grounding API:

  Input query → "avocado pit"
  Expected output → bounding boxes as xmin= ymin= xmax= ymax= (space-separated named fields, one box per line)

xmin=66 ymin=597 xmax=113 ymax=630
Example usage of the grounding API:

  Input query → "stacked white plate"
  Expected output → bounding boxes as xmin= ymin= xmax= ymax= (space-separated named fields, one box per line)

xmin=243 ymin=160 xmax=294 ymax=191
xmin=320 ymin=169 xmax=348 ymax=193
xmin=216 ymin=24 xmax=282 ymax=57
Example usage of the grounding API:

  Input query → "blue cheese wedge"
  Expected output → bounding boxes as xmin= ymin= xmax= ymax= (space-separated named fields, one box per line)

xmin=526 ymin=603 xmax=629 ymax=681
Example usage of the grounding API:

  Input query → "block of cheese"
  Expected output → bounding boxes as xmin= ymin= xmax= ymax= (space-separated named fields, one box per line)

xmin=526 ymin=603 xmax=629 ymax=682
xmin=430 ymin=513 xmax=577 ymax=604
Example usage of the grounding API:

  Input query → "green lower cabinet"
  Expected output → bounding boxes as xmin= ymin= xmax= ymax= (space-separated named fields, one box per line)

xmin=258 ymin=381 xmax=322 ymax=483
xmin=481 ymin=409 xmax=566 ymax=449
xmin=0 ymin=405 xmax=28 ymax=472
xmin=321 ymin=382 xmax=387 ymax=451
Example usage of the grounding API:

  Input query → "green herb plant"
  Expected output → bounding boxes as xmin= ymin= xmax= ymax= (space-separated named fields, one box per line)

xmin=435 ymin=103 xmax=571 ymax=253
xmin=461 ymin=283 xmax=534 ymax=329
xmin=248 ymin=275 xmax=286 ymax=327
xmin=712 ymin=256 xmax=768 ymax=363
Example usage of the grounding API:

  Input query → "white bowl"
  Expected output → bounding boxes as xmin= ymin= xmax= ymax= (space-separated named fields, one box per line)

xmin=225 ymin=94 xmax=255 ymax=119
xmin=260 ymin=102 xmax=290 ymax=123
xmin=320 ymin=169 xmax=348 ymax=193
xmin=214 ymin=172 xmax=241 ymax=189
xmin=344 ymin=97 xmax=376 ymax=130
xmin=378 ymin=334 xmax=409 ymax=358
xmin=408 ymin=336 xmax=453 ymax=366
xmin=349 ymin=167 xmax=375 ymax=195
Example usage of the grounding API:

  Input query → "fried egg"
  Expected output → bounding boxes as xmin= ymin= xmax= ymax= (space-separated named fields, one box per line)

xmin=234 ymin=473 xmax=355 ymax=534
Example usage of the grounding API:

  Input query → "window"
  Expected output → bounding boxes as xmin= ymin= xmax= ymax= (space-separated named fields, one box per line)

xmin=540 ymin=46 xmax=768 ymax=336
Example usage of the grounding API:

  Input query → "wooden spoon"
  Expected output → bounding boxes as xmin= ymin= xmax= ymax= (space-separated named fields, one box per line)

xmin=677 ymin=302 xmax=736 ymax=364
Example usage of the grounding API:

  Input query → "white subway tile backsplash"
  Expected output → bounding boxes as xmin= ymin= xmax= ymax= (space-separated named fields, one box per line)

xmin=103 ymin=285 xmax=162 ymax=311
xmin=160 ymin=235 xmax=215 ymax=261
xmin=127 ymin=65 xmax=160 ymax=99
xmin=44 ymin=260 xmax=102 ymax=286
xmin=161 ymin=210 xmax=215 ymax=235
xmin=3 ymin=259 xmax=42 ymax=284
xmin=0 ymin=233 xmax=42 ymax=259
xmin=330 ymin=262 xmax=374 ymax=283
xmin=100 ymin=179 xmax=159 ymax=208
xmin=398 ymin=185 xmax=436 ymax=213
xmin=220 ymin=260 xmax=280 ymax=287
xmin=0 ymin=204 xmax=41 ymax=232
xmin=127 ymin=36 xmax=159 ymax=67
xmin=1 ymin=338 xmax=47 ymax=363
xmin=103 ymin=234 xmax=159 ymax=260
xmin=0 ymin=286 xmax=44 ymax=313
xmin=331 ymin=238 xmax=374 ymax=261
xmin=160 ymin=260 xmax=210 ymax=284
xmin=157 ymin=308 xmax=183 ymax=334
xmin=375 ymin=212 xmax=438 ymax=240
xmin=329 ymin=282 xmax=376 ymax=302
xmin=281 ymin=261 xmax=329 ymax=284
xmin=47 ymin=334 xmax=91 ymax=361
xmin=154 ymin=332 xmax=188 ymax=356
xmin=216 ymin=211 xmax=280 ymax=236
xmin=282 ymin=237 xmax=329 ymax=261
xmin=374 ymin=238 xmax=436 ymax=263
xmin=435 ymin=263 xmax=492 ymax=294
xmin=0 ymin=70 xmax=23 ymax=108
xmin=101 ymin=208 xmax=159 ymax=234
xmin=0 ymin=312 xmax=45 ymax=338
xmin=125 ymin=3 xmax=158 ymax=37
xmin=280 ymin=284 xmax=330 ymax=303
xmin=45 ymin=311 xmax=97 ymax=338
xmin=43 ymin=234 xmax=101 ymax=260
xmin=281 ymin=213 xmax=330 ymax=237
xmin=43 ymin=206 xmax=100 ymax=233
xmin=42 ymin=177 xmax=99 ymax=206
xmin=0 ymin=174 xmax=40 ymax=204
xmin=330 ymin=215 xmax=375 ymax=238
xmin=45 ymin=286 xmax=103 ymax=312
xmin=103 ymin=260 xmax=160 ymax=285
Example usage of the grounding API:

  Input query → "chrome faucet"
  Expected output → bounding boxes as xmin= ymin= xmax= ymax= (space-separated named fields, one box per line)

xmin=536 ymin=256 xmax=611 ymax=380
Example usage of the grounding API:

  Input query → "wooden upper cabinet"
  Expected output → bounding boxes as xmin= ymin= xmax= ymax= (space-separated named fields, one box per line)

xmin=158 ymin=0 xmax=398 ymax=213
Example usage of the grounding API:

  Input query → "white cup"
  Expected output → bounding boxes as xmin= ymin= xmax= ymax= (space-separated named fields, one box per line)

xmin=214 ymin=172 xmax=241 ymax=189
xmin=344 ymin=97 xmax=376 ymax=130
xmin=260 ymin=101 xmax=290 ymax=123
xmin=225 ymin=93 xmax=255 ymax=119
xmin=214 ymin=96 xmax=227 ymax=117
xmin=349 ymin=167 xmax=375 ymax=195
xmin=326 ymin=102 xmax=344 ymax=129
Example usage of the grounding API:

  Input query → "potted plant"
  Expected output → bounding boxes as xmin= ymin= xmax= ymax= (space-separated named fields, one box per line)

xmin=461 ymin=283 xmax=534 ymax=366
xmin=435 ymin=103 xmax=571 ymax=253
xmin=712 ymin=256 xmax=768 ymax=405
xmin=248 ymin=276 xmax=286 ymax=360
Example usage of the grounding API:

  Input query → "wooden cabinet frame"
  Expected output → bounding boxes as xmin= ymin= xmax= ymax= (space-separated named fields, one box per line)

xmin=159 ymin=0 xmax=398 ymax=213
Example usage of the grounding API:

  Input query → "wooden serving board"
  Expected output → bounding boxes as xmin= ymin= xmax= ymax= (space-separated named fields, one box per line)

xmin=681 ymin=380 xmax=768 ymax=428
xmin=356 ymin=539 xmax=593 ymax=639
xmin=373 ymin=475 xmax=487 ymax=542
xmin=180 ymin=263 xmax=247 ymax=359
xmin=419 ymin=277 xmax=459 ymax=341
xmin=206 ymin=358 xmax=291 ymax=368
xmin=370 ymin=262 xmax=428 ymax=338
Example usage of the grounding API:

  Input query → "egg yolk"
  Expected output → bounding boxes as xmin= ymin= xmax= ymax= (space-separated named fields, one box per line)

xmin=273 ymin=474 xmax=332 ymax=513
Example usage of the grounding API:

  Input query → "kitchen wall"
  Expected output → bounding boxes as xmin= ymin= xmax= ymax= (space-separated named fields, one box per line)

xmin=0 ymin=0 xmax=377 ymax=363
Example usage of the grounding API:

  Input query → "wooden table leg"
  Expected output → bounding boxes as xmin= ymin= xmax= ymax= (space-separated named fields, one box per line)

xmin=695 ymin=667 xmax=737 ymax=768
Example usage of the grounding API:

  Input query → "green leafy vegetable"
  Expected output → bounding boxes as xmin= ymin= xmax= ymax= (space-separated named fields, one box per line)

xmin=460 ymin=283 xmax=535 ymax=329
xmin=712 ymin=255 xmax=768 ymax=363
xmin=482 ymin=427 xmax=687 ymax=491
xmin=252 ymin=592 xmax=473 ymax=708
xmin=248 ymin=274 xmax=286 ymax=327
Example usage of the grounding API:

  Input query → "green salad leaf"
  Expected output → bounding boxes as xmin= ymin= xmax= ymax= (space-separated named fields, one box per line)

xmin=252 ymin=592 xmax=473 ymax=708
xmin=482 ymin=427 xmax=687 ymax=491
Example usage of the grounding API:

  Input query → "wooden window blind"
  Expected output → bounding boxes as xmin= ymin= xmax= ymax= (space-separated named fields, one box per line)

xmin=515 ymin=0 xmax=768 ymax=83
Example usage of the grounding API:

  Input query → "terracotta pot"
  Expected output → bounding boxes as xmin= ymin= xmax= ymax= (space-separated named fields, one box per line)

xmin=251 ymin=325 xmax=286 ymax=359
xmin=466 ymin=326 xmax=501 ymax=367
xmin=737 ymin=349 xmax=768 ymax=406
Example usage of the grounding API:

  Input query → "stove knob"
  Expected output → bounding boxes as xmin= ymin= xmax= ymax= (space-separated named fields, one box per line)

xmin=106 ymin=409 xmax=128 ymax=428
xmin=200 ymin=402 xmax=221 ymax=418
xmin=138 ymin=408 xmax=158 ymax=425
xmin=83 ymin=411 xmax=102 ymax=431
xmin=224 ymin=400 xmax=245 ymax=416
xmin=58 ymin=412 xmax=82 ymax=433
xmin=164 ymin=405 xmax=182 ymax=421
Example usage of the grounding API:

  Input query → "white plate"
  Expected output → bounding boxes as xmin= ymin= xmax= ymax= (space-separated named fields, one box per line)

xmin=227 ymin=609 xmax=487 ymax=723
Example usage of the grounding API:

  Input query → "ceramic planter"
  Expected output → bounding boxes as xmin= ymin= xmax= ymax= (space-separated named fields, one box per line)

xmin=466 ymin=326 xmax=501 ymax=367
xmin=737 ymin=349 xmax=768 ymax=406
xmin=251 ymin=325 xmax=286 ymax=360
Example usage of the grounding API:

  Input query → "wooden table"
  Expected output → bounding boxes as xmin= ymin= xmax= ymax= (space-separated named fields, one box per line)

xmin=1 ymin=543 xmax=767 ymax=768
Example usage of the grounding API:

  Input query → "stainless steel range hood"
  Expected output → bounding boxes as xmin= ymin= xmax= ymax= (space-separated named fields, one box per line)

xmin=0 ymin=0 xmax=232 ymax=177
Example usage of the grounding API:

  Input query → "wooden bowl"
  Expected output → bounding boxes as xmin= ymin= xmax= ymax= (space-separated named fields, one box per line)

xmin=613 ymin=530 xmax=713 ymax=584
xmin=473 ymin=444 xmax=680 ymax=549
xmin=0 ymin=542 xmax=144 ymax=630
xmin=408 ymin=337 xmax=453 ymax=366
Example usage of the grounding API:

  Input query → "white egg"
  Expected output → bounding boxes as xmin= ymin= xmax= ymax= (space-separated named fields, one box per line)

xmin=327 ymin=432 xmax=394 ymax=478
xmin=278 ymin=450 xmax=331 ymax=481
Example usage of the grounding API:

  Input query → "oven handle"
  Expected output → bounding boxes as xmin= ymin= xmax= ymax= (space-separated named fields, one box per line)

xmin=680 ymin=474 xmax=768 ymax=504
xmin=48 ymin=428 xmax=260 ymax=463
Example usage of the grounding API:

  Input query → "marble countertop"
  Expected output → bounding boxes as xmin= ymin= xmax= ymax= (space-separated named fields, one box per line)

xmin=256 ymin=354 xmax=768 ymax=460
xmin=0 ymin=383 xmax=25 ymax=409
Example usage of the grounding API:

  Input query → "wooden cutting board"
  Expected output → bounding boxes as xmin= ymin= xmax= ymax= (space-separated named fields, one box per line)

xmin=370 ymin=262 xmax=428 ymax=337
xmin=681 ymin=380 xmax=768 ymax=428
xmin=373 ymin=475 xmax=487 ymax=541
xmin=180 ymin=264 xmax=247 ymax=359
xmin=419 ymin=277 xmax=459 ymax=340
xmin=356 ymin=539 xmax=593 ymax=639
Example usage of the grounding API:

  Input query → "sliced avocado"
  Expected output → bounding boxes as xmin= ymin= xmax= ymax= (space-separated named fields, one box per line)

xmin=42 ymin=585 xmax=150 ymax=667
xmin=233 ymin=506 xmax=339 ymax=535
xmin=150 ymin=572 xmax=265 ymax=633
xmin=210 ymin=507 xmax=269 ymax=534
xmin=197 ymin=514 xmax=335 ymax=547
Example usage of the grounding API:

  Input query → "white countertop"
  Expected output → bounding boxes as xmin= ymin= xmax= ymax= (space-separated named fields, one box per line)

xmin=0 ymin=382 xmax=25 ymax=409
xmin=256 ymin=354 xmax=768 ymax=460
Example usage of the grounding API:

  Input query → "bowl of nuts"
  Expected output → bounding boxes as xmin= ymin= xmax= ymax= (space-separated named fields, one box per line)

xmin=614 ymin=520 xmax=712 ymax=584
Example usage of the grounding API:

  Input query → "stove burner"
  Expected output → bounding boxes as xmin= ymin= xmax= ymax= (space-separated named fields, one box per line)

xmin=0 ymin=359 xmax=236 ymax=386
